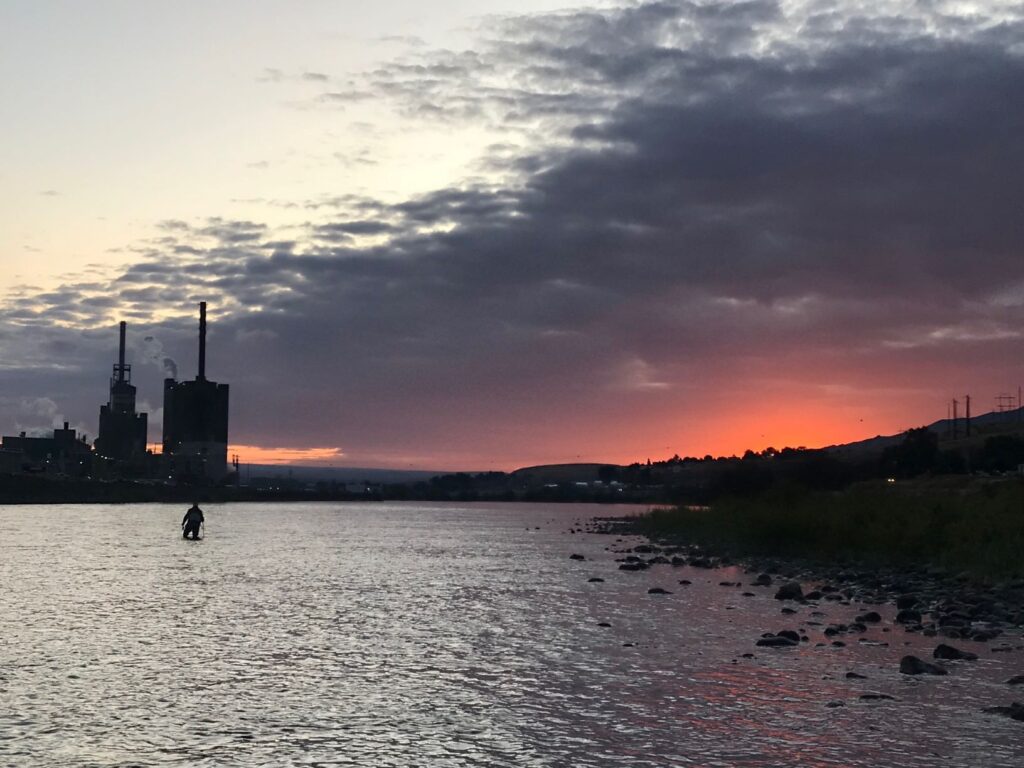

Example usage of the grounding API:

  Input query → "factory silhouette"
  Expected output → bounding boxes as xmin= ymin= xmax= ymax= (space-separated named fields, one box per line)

xmin=0 ymin=303 xmax=233 ymax=485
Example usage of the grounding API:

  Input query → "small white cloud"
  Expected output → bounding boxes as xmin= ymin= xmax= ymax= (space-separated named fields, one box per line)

xmin=615 ymin=358 xmax=671 ymax=391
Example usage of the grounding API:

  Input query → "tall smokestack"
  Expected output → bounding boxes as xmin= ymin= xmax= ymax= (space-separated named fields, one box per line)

xmin=118 ymin=321 xmax=127 ymax=382
xmin=198 ymin=302 xmax=207 ymax=381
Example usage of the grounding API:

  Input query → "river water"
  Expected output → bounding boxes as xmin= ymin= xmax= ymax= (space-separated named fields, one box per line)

xmin=0 ymin=501 xmax=1021 ymax=767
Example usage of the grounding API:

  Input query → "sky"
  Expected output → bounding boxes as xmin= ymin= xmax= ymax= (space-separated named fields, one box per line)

xmin=1 ymin=0 xmax=1022 ymax=470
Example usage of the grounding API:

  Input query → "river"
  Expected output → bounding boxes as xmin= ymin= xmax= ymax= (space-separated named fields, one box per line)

xmin=1 ymin=501 xmax=1021 ymax=766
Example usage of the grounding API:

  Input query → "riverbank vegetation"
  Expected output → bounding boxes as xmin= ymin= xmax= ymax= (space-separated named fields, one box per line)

xmin=632 ymin=478 xmax=1024 ymax=581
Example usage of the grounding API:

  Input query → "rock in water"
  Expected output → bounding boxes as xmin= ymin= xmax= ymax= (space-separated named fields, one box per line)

xmin=982 ymin=702 xmax=1024 ymax=722
xmin=775 ymin=582 xmax=804 ymax=601
xmin=569 ymin=554 xmax=586 ymax=560
xmin=933 ymin=643 xmax=978 ymax=661
xmin=895 ymin=609 xmax=923 ymax=624
xmin=648 ymin=587 xmax=671 ymax=595
xmin=756 ymin=635 xmax=799 ymax=648
xmin=900 ymin=655 xmax=948 ymax=675
xmin=1005 ymin=675 xmax=1024 ymax=686
xmin=856 ymin=611 xmax=882 ymax=623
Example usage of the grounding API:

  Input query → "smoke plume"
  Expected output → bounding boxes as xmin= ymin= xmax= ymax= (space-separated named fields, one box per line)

xmin=141 ymin=336 xmax=178 ymax=380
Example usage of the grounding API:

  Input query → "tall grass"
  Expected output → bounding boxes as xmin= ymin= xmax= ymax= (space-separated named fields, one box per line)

xmin=634 ymin=478 xmax=1024 ymax=580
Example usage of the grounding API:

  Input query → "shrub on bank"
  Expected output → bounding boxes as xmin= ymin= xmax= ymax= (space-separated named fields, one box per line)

xmin=635 ymin=478 xmax=1024 ymax=580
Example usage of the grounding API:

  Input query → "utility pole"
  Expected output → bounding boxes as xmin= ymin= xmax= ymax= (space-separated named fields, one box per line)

xmin=952 ymin=398 xmax=959 ymax=439
xmin=965 ymin=394 xmax=971 ymax=438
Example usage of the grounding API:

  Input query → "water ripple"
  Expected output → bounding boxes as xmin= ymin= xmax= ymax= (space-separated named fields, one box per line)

xmin=1 ymin=501 xmax=1021 ymax=766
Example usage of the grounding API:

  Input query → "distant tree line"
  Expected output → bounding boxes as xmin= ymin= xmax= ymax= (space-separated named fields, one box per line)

xmin=398 ymin=430 xmax=1024 ymax=505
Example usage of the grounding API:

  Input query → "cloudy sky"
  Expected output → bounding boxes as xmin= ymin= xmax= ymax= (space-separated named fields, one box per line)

xmin=1 ymin=0 xmax=1022 ymax=470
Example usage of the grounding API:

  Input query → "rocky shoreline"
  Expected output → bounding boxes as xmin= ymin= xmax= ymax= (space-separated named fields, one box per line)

xmin=580 ymin=514 xmax=1024 ymax=723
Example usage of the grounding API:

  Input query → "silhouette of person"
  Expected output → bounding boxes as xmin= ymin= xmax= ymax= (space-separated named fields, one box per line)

xmin=182 ymin=503 xmax=205 ymax=540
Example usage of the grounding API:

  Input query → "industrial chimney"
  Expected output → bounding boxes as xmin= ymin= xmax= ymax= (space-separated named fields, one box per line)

xmin=96 ymin=320 xmax=147 ymax=462
xmin=163 ymin=301 xmax=230 ymax=482
xmin=117 ymin=321 xmax=127 ymax=382
xmin=198 ymin=301 xmax=207 ymax=381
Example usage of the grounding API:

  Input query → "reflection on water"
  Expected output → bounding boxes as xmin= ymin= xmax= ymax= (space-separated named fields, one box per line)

xmin=0 ymin=502 xmax=1021 ymax=766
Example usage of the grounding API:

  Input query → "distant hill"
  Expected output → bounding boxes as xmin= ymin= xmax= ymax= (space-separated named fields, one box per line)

xmin=826 ymin=406 xmax=1024 ymax=457
xmin=511 ymin=463 xmax=610 ymax=484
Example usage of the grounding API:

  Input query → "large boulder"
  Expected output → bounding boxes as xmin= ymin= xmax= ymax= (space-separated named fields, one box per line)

xmin=775 ymin=582 xmax=804 ymax=601
xmin=970 ymin=628 xmax=1002 ymax=642
xmin=982 ymin=702 xmax=1024 ymax=722
xmin=933 ymin=643 xmax=978 ymax=661
xmin=900 ymin=655 xmax=948 ymax=675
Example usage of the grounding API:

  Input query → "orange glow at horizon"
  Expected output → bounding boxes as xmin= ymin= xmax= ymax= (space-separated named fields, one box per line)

xmin=147 ymin=443 xmax=346 ymax=465
xmin=657 ymin=399 xmax=906 ymax=462
xmin=231 ymin=445 xmax=346 ymax=465
xmin=144 ymin=393 xmax=934 ymax=471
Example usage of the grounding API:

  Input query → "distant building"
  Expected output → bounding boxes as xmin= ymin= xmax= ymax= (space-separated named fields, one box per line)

xmin=162 ymin=302 xmax=230 ymax=482
xmin=1 ymin=423 xmax=92 ymax=476
xmin=95 ymin=321 xmax=148 ymax=463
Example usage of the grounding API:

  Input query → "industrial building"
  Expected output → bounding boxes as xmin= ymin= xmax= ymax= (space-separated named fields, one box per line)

xmin=95 ymin=321 xmax=148 ymax=463
xmin=162 ymin=302 xmax=230 ymax=481
xmin=0 ymin=423 xmax=92 ymax=476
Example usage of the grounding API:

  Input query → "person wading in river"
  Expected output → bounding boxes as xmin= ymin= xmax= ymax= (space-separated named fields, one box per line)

xmin=182 ymin=503 xmax=205 ymax=540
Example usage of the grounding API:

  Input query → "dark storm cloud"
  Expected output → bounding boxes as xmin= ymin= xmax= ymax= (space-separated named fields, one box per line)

xmin=313 ymin=220 xmax=397 ymax=239
xmin=2 ymin=1 xmax=1023 ymax=461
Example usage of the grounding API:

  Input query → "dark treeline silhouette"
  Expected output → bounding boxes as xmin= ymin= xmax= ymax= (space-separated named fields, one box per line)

xmin=388 ymin=428 xmax=1024 ymax=505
